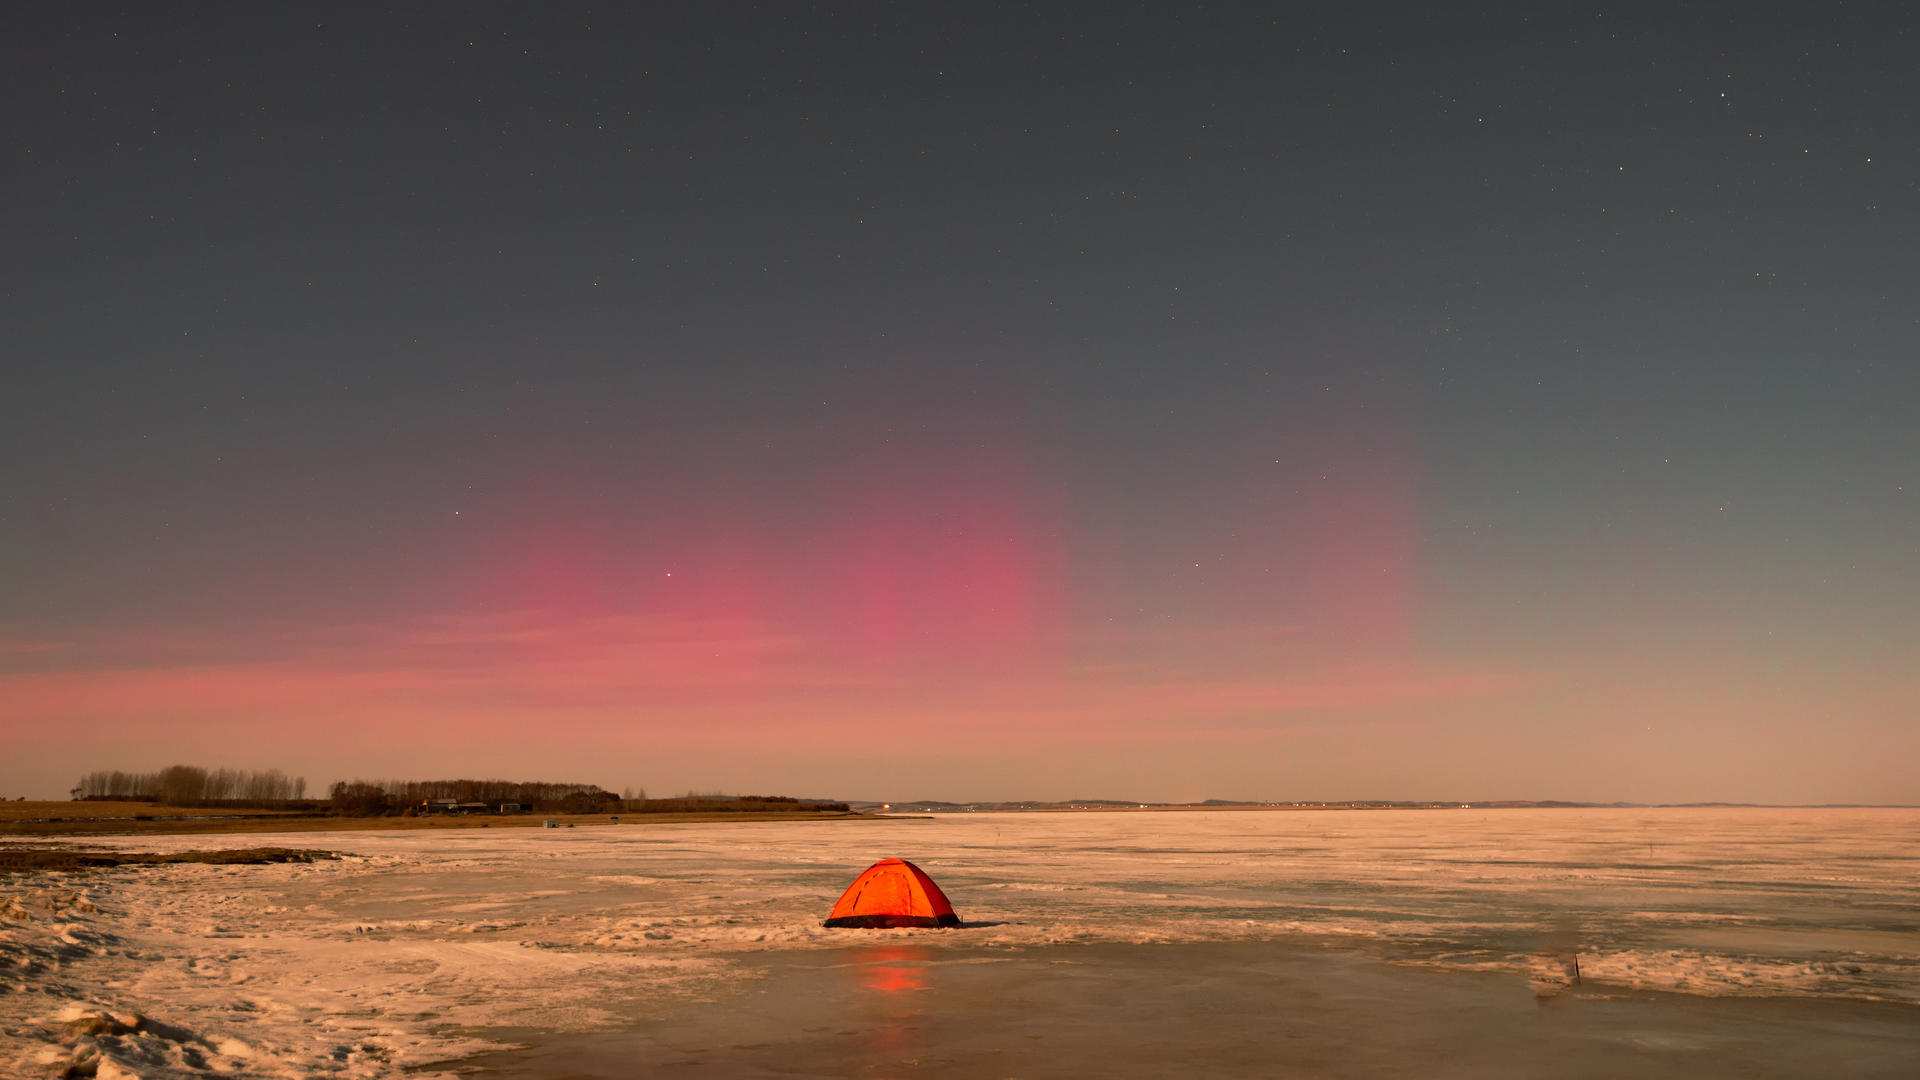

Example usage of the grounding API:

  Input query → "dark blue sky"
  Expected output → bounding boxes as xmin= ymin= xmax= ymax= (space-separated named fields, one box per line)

xmin=4 ymin=4 xmax=1914 ymax=802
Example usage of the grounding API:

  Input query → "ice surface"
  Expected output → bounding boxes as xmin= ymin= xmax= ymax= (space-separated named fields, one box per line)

xmin=2 ymin=808 xmax=1914 ymax=1076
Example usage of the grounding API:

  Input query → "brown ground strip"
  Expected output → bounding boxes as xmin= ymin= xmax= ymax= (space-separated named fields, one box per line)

xmin=0 ymin=847 xmax=340 ymax=871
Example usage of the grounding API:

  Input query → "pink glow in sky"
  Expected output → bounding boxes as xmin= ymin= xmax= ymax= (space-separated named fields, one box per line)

xmin=0 ymin=391 xmax=1466 ymax=799
xmin=7 ymin=388 xmax=1912 ymax=806
xmin=9 ymin=4 xmax=1920 ymax=811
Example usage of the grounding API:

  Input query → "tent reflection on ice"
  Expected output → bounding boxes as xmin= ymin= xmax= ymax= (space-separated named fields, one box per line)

xmin=823 ymin=858 xmax=961 ymax=928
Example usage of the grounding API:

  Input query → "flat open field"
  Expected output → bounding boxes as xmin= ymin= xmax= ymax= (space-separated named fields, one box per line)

xmin=3 ymin=807 xmax=1914 ymax=1078
xmin=0 ymin=801 xmax=868 ymax=838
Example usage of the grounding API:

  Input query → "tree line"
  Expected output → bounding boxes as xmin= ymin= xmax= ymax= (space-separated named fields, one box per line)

xmin=71 ymin=765 xmax=308 ymax=807
xmin=326 ymin=783 xmax=850 ymax=815
xmin=327 ymin=778 xmax=620 ymax=815
xmin=69 ymin=767 xmax=848 ymax=817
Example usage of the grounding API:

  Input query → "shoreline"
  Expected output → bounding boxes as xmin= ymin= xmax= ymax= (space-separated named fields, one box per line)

xmin=0 ymin=803 xmax=882 ymax=838
xmin=11 ymin=800 xmax=1914 ymax=839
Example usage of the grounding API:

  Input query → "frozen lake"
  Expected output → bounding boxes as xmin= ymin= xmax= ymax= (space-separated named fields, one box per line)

xmin=4 ymin=808 xmax=1916 ymax=1077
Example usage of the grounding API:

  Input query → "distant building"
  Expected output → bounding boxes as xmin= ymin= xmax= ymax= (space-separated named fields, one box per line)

xmin=498 ymin=802 xmax=524 ymax=814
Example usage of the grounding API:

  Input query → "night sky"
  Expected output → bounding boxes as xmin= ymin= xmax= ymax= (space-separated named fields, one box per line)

xmin=5 ymin=5 xmax=1915 ymax=803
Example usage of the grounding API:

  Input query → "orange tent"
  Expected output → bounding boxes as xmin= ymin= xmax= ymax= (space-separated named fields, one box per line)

xmin=824 ymin=858 xmax=961 ymax=928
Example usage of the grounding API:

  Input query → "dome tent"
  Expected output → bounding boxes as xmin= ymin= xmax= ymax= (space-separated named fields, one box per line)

xmin=823 ymin=858 xmax=961 ymax=928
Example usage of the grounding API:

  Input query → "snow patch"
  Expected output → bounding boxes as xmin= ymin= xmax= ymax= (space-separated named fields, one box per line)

xmin=5 ymin=807 xmax=1915 ymax=1076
